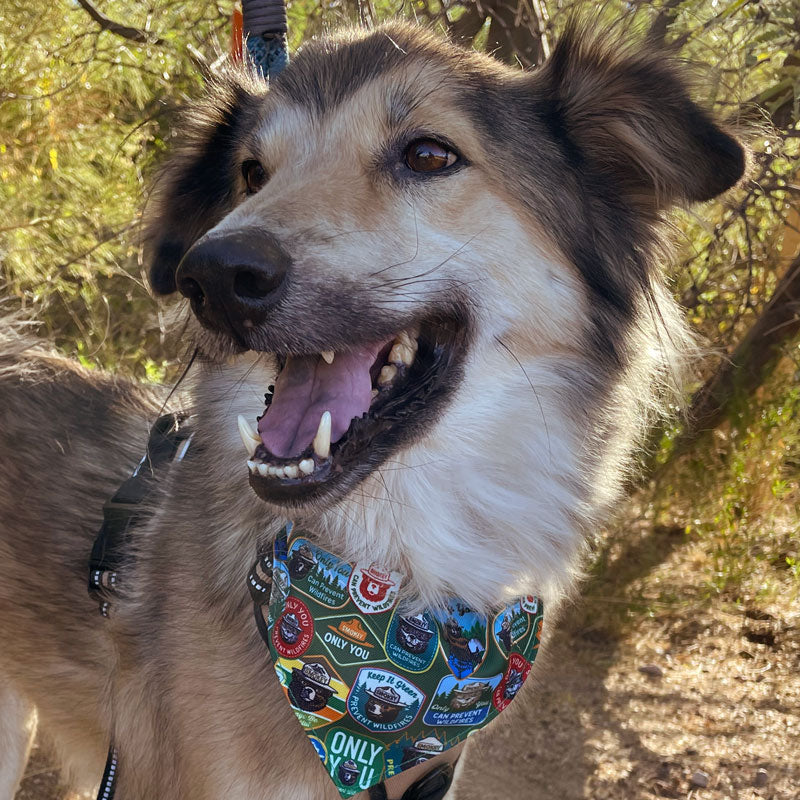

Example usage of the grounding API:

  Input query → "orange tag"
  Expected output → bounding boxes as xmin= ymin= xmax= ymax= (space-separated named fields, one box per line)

xmin=231 ymin=5 xmax=243 ymax=62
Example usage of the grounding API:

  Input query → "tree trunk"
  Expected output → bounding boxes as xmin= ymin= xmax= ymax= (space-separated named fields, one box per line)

xmin=677 ymin=251 xmax=800 ymax=449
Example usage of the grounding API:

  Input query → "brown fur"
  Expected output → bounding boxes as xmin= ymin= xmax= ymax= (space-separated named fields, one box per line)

xmin=0 ymin=21 xmax=744 ymax=800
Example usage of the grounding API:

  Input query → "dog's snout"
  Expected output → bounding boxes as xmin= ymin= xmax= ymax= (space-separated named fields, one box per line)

xmin=175 ymin=229 xmax=289 ymax=332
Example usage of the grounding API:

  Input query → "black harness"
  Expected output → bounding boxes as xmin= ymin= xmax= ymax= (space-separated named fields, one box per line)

xmin=87 ymin=412 xmax=192 ymax=800
xmin=87 ymin=415 xmax=454 ymax=800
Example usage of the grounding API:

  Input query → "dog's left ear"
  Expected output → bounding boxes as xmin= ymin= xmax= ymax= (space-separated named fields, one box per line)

xmin=533 ymin=23 xmax=746 ymax=209
xmin=145 ymin=77 xmax=264 ymax=295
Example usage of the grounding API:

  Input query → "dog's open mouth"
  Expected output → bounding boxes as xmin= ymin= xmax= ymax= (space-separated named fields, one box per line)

xmin=237 ymin=317 xmax=464 ymax=505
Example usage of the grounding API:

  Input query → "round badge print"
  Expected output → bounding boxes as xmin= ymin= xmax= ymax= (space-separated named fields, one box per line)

xmin=348 ymin=563 xmax=402 ymax=614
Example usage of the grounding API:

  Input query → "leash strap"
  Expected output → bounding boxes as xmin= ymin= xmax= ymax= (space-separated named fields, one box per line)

xmin=241 ymin=0 xmax=289 ymax=79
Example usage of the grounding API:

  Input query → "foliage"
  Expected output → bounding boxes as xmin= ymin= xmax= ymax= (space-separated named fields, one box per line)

xmin=1 ymin=0 xmax=798 ymax=605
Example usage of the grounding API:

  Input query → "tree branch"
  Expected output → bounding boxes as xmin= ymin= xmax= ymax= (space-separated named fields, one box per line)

xmin=74 ymin=0 xmax=165 ymax=46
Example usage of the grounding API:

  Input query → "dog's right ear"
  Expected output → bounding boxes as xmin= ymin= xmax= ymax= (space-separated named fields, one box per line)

xmin=531 ymin=21 xmax=746 ymax=211
xmin=145 ymin=77 xmax=265 ymax=295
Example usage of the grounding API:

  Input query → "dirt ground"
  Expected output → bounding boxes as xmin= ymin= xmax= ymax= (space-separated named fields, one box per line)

xmin=15 ymin=523 xmax=799 ymax=800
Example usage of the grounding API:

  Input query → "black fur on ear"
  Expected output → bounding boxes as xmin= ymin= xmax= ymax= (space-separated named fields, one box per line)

xmin=534 ymin=19 xmax=746 ymax=210
xmin=144 ymin=72 xmax=266 ymax=295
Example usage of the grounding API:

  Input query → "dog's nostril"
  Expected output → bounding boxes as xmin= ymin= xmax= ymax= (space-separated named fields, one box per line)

xmin=178 ymin=277 xmax=205 ymax=305
xmin=234 ymin=268 xmax=278 ymax=300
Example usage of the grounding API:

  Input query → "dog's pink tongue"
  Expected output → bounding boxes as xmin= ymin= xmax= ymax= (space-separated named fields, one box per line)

xmin=258 ymin=345 xmax=382 ymax=458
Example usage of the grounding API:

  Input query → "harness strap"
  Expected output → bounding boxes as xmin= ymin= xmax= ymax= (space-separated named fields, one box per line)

xmin=96 ymin=746 xmax=119 ymax=800
xmin=89 ymin=412 xmax=191 ymax=800
xmin=368 ymin=762 xmax=456 ymax=800
xmin=88 ymin=413 xmax=192 ymax=616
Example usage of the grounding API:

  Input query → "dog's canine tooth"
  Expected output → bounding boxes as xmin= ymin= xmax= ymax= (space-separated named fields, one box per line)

xmin=257 ymin=463 xmax=269 ymax=477
xmin=313 ymin=411 xmax=332 ymax=459
xmin=320 ymin=350 xmax=335 ymax=365
xmin=299 ymin=458 xmax=315 ymax=475
xmin=284 ymin=464 xmax=299 ymax=479
xmin=378 ymin=364 xmax=397 ymax=386
xmin=397 ymin=329 xmax=418 ymax=354
xmin=237 ymin=414 xmax=260 ymax=457
xmin=246 ymin=460 xmax=258 ymax=474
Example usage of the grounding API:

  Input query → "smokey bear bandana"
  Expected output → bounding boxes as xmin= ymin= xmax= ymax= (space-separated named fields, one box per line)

xmin=248 ymin=523 xmax=543 ymax=798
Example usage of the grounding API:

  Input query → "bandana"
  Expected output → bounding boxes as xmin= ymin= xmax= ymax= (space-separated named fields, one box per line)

xmin=248 ymin=524 xmax=543 ymax=798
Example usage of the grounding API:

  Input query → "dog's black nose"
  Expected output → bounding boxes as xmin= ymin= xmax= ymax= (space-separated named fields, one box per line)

xmin=175 ymin=228 xmax=290 ymax=333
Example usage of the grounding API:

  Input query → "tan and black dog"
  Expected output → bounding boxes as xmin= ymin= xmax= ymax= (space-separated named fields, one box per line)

xmin=0 ymin=20 xmax=744 ymax=800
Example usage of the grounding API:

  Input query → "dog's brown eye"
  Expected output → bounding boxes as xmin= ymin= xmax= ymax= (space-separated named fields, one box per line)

xmin=242 ymin=159 xmax=268 ymax=195
xmin=404 ymin=139 xmax=458 ymax=173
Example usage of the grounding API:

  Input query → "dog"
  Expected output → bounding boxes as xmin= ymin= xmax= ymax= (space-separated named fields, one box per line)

xmin=0 ymin=19 xmax=744 ymax=800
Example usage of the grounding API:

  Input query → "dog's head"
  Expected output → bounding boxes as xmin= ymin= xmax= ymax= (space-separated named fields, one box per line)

xmin=146 ymin=22 xmax=744 ymax=608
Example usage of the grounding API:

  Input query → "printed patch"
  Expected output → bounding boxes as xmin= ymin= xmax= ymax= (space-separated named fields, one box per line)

xmin=288 ymin=537 xmax=352 ymax=609
xmin=348 ymin=563 xmax=402 ymax=614
xmin=347 ymin=667 xmax=425 ymax=733
xmin=384 ymin=732 xmax=447 ymax=777
xmin=274 ymin=655 xmax=348 ymax=729
xmin=423 ymin=674 xmax=503 ymax=727
xmin=271 ymin=596 xmax=314 ymax=659
xmin=308 ymin=734 xmax=326 ymax=763
xmin=324 ymin=728 xmax=386 ymax=798
xmin=492 ymin=652 xmax=532 ymax=713
xmin=492 ymin=601 xmax=530 ymax=657
xmin=316 ymin=614 xmax=387 ymax=668
xmin=521 ymin=594 xmax=539 ymax=614
xmin=431 ymin=600 xmax=489 ymax=678
xmin=385 ymin=610 xmax=439 ymax=673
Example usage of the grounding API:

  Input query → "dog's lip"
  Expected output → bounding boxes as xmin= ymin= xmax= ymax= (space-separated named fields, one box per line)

xmin=236 ymin=317 xmax=462 ymax=506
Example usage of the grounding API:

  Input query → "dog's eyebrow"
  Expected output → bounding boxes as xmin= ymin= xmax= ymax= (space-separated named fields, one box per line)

xmin=387 ymin=86 xmax=416 ymax=129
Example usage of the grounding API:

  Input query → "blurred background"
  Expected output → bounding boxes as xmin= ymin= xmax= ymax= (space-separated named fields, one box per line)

xmin=2 ymin=0 xmax=798 ymax=797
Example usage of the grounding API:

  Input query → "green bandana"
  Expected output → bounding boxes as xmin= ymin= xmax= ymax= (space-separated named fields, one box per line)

xmin=248 ymin=524 xmax=543 ymax=798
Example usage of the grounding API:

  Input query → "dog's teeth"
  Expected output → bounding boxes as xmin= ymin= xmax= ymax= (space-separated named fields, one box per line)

xmin=274 ymin=466 xmax=286 ymax=479
xmin=237 ymin=414 xmax=260 ymax=457
xmin=389 ymin=331 xmax=418 ymax=366
xmin=388 ymin=343 xmax=413 ymax=366
xmin=257 ymin=463 xmax=269 ymax=477
xmin=378 ymin=364 xmax=397 ymax=386
xmin=299 ymin=458 xmax=315 ymax=475
xmin=313 ymin=411 xmax=331 ymax=459
xmin=247 ymin=460 xmax=258 ymax=474
xmin=284 ymin=464 xmax=299 ymax=479
xmin=320 ymin=350 xmax=335 ymax=365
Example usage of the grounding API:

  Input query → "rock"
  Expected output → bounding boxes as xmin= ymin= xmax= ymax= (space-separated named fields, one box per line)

xmin=754 ymin=768 xmax=769 ymax=788
xmin=690 ymin=771 xmax=710 ymax=788
xmin=638 ymin=663 xmax=664 ymax=677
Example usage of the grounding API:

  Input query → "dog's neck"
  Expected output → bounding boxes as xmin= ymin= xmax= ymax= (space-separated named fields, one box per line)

xmin=182 ymin=356 xmax=587 ymax=616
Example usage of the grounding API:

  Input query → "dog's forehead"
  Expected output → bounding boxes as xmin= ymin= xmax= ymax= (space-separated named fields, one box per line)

xmin=253 ymin=65 xmax=485 ymax=162
xmin=247 ymin=26 xmax=499 ymax=154
xmin=271 ymin=26 xmax=458 ymax=114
